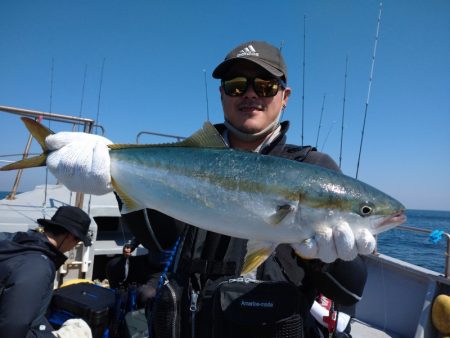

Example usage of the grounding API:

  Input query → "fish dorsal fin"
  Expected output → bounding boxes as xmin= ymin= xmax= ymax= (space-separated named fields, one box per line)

xmin=109 ymin=122 xmax=228 ymax=151
xmin=179 ymin=121 xmax=228 ymax=148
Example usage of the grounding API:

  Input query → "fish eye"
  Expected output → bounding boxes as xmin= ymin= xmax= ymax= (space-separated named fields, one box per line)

xmin=359 ymin=202 xmax=374 ymax=217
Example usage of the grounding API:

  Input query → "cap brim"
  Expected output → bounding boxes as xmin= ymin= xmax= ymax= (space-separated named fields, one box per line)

xmin=212 ymin=57 xmax=284 ymax=79
xmin=37 ymin=218 xmax=92 ymax=247
xmin=80 ymin=236 xmax=92 ymax=247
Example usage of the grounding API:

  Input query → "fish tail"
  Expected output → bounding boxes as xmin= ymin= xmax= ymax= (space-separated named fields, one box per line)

xmin=0 ymin=117 xmax=53 ymax=171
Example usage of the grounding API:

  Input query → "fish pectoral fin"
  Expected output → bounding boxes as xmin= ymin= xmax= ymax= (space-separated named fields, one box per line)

xmin=241 ymin=240 xmax=277 ymax=275
xmin=268 ymin=204 xmax=295 ymax=225
xmin=111 ymin=178 xmax=140 ymax=213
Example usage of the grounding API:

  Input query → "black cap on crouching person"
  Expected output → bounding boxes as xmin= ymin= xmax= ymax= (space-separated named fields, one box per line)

xmin=38 ymin=206 xmax=92 ymax=246
xmin=212 ymin=40 xmax=288 ymax=81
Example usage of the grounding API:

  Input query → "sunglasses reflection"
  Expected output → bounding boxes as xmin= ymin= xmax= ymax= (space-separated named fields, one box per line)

xmin=222 ymin=76 xmax=285 ymax=97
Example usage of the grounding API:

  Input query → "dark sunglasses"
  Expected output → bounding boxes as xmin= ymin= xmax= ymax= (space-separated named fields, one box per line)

xmin=222 ymin=76 xmax=286 ymax=97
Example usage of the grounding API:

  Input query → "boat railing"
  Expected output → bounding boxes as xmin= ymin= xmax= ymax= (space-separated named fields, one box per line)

xmin=136 ymin=131 xmax=185 ymax=144
xmin=376 ymin=224 xmax=450 ymax=279
xmin=0 ymin=105 xmax=103 ymax=207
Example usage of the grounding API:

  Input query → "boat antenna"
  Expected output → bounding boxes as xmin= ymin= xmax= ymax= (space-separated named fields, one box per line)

xmin=203 ymin=69 xmax=210 ymax=121
xmin=43 ymin=58 xmax=55 ymax=209
xmin=301 ymin=15 xmax=306 ymax=146
xmin=95 ymin=58 xmax=106 ymax=134
xmin=76 ymin=64 xmax=88 ymax=131
xmin=355 ymin=2 xmax=383 ymax=179
xmin=315 ymin=94 xmax=326 ymax=148
xmin=339 ymin=56 xmax=349 ymax=168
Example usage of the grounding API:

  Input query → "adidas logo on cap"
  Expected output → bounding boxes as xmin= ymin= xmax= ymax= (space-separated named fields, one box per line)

xmin=236 ymin=45 xmax=259 ymax=57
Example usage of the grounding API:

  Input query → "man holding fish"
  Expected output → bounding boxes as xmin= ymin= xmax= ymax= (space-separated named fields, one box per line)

xmin=2 ymin=40 xmax=405 ymax=337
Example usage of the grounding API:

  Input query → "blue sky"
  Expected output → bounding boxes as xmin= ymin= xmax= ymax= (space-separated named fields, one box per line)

xmin=0 ymin=0 xmax=449 ymax=211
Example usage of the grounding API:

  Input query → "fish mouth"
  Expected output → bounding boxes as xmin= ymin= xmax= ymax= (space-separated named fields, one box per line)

xmin=375 ymin=211 xmax=407 ymax=233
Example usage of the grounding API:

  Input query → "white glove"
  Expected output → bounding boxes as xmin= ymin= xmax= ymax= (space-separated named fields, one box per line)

xmin=46 ymin=132 xmax=113 ymax=195
xmin=52 ymin=318 xmax=92 ymax=338
xmin=292 ymin=220 xmax=376 ymax=263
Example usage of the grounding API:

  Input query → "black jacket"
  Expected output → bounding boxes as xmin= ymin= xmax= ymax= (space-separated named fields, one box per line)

xmin=0 ymin=230 xmax=67 ymax=338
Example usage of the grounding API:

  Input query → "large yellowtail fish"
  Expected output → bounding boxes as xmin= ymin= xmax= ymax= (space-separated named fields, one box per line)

xmin=1 ymin=118 xmax=406 ymax=273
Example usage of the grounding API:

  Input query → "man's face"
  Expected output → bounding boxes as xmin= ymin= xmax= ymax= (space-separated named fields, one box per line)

xmin=60 ymin=233 xmax=81 ymax=253
xmin=220 ymin=62 xmax=290 ymax=135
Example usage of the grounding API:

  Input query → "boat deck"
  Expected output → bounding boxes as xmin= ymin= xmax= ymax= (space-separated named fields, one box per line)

xmin=0 ymin=184 xmax=120 ymax=228
xmin=351 ymin=319 xmax=401 ymax=337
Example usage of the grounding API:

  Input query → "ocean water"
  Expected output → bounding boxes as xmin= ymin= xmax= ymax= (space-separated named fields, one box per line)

xmin=1 ymin=191 xmax=449 ymax=274
xmin=377 ymin=209 xmax=450 ymax=274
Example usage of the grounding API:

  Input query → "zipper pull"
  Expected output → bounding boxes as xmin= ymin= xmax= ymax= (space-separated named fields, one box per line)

xmin=190 ymin=291 xmax=199 ymax=312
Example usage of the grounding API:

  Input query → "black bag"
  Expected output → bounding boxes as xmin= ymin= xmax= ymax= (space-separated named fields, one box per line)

xmin=197 ymin=278 xmax=304 ymax=338
xmin=49 ymin=283 xmax=115 ymax=338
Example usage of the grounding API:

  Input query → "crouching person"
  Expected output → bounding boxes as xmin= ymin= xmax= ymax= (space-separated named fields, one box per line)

xmin=0 ymin=206 xmax=93 ymax=338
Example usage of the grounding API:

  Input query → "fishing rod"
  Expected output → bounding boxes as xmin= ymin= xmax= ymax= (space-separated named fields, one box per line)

xmin=279 ymin=40 xmax=286 ymax=121
xmin=43 ymin=58 xmax=55 ymax=208
xmin=203 ymin=69 xmax=210 ymax=122
xmin=315 ymin=94 xmax=326 ymax=148
xmin=339 ymin=56 xmax=349 ymax=169
xmin=75 ymin=64 xmax=88 ymax=132
xmin=95 ymin=58 xmax=106 ymax=135
xmin=84 ymin=58 xmax=107 ymax=214
xmin=77 ymin=63 xmax=90 ymax=212
xmin=355 ymin=2 xmax=383 ymax=179
xmin=48 ymin=58 xmax=55 ymax=129
xmin=320 ymin=121 xmax=336 ymax=152
xmin=301 ymin=15 xmax=306 ymax=146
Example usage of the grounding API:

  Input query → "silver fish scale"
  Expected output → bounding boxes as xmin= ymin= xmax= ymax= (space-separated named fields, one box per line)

xmin=109 ymin=146 xmax=404 ymax=241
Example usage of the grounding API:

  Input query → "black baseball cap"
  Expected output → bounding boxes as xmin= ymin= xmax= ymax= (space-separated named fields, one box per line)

xmin=38 ymin=206 xmax=92 ymax=246
xmin=212 ymin=41 xmax=287 ymax=81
